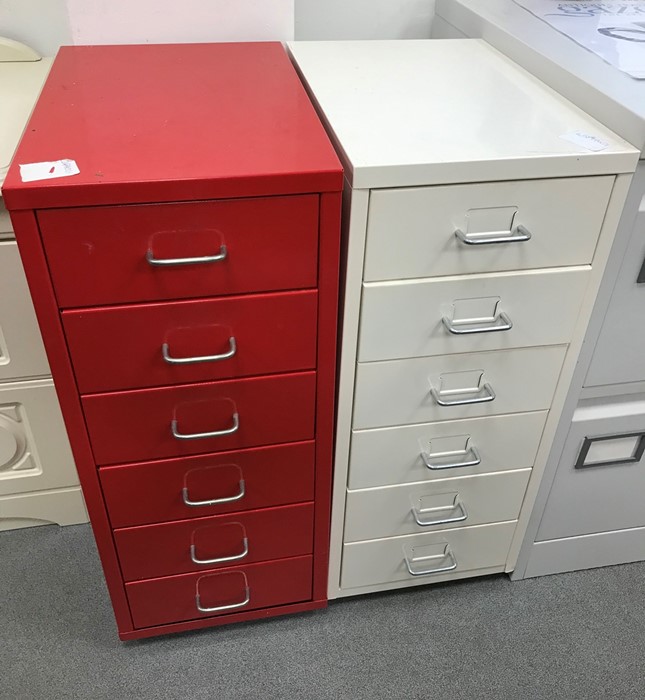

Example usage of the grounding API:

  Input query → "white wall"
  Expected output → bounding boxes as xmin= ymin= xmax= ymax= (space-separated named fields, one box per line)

xmin=0 ymin=0 xmax=295 ymax=56
xmin=295 ymin=0 xmax=434 ymax=40
xmin=0 ymin=0 xmax=72 ymax=56
xmin=0 ymin=0 xmax=435 ymax=56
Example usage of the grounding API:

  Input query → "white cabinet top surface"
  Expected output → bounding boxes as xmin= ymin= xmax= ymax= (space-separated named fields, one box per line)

xmin=287 ymin=39 xmax=638 ymax=189
xmin=436 ymin=0 xmax=645 ymax=155
xmin=0 ymin=58 xmax=52 ymax=188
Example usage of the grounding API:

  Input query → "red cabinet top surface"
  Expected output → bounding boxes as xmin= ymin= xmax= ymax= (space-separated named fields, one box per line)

xmin=3 ymin=43 xmax=342 ymax=209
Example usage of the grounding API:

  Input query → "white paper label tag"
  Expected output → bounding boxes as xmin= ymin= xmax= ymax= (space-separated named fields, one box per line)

xmin=559 ymin=131 xmax=609 ymax=152
xmin=19 ymin=159 xmax=80 ymax=183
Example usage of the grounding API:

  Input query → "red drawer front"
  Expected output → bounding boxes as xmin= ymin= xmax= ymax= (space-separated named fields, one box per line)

xmin=125 ymin=555 xmax=313 ymax=628
xmin=38 ymin=195 xmax=319 ymax=308
xmin=100 ymin=441 xmax=315 ymax=528
xmin=114 ymin=502 xmax=314 ymax=581
xmin=82 ymin=372 xmax=316 ymax=465
xmin=63 ymin=290 xmax=318 ymax=393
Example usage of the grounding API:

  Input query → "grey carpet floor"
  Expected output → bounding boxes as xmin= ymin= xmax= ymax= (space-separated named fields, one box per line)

xmin=1 ymin=524 xmax=644 ymax=700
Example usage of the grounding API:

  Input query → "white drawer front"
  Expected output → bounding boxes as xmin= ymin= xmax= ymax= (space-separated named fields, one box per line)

xmin=0 ymin=379 xmax=78 ymax=497
xmin=364 ymin=176 xmax=613 ymax=281
xmin=0 ymin=241 xmax=51 ymax=381
xmin=358 ymin=267 xmax=589 ymax=362
xmin=348 ymin=411 xmax=547 ymax=489
xmin=341 ymin=521 xmax=516 ymax=589
xmin=353 ymin=346 xmax=566 ymax=429
xmin=344 ymin=469 xmax=530 ymax=542
xmin=537 ymin=399 xmax=645 ymax=542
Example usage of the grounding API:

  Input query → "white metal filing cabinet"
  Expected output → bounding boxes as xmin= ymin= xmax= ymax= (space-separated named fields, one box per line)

xmin=288 ymin=39 xmax=638 ymax=599
xmin=435 ymin=0 xmax=645 ymax=578
xmin=0 ymin=40 xmax=87 ymax=531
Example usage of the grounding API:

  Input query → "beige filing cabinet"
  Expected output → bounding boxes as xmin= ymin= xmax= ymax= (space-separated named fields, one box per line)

xmin=288 ymin=39 xmax=639 ymax=599
xmin=0 ymin=39 xmax=87 ymax=531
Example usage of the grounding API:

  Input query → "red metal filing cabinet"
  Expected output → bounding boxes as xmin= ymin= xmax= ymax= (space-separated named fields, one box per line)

xmin=2 ymin=43 xmax=343 ymax=640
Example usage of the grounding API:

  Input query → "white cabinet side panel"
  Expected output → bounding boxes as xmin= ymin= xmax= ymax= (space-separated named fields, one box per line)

xmin=327 ymin=184 xmax=370 ymax=599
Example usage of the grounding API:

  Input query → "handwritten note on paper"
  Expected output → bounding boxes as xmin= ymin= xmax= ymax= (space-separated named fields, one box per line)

xmin=560 ymin=131 xmax=610 ymax=151
xmin=513 ymin=1 xmax=645 ymax=79
xmin=19 ymin=159 xmax=80 ymax=183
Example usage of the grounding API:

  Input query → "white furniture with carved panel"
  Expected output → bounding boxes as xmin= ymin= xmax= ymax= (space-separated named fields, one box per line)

xmin=0 ymin=39 xmax=87 ymax=531
xmin=288 ymin=39 xmax=638 ymax=598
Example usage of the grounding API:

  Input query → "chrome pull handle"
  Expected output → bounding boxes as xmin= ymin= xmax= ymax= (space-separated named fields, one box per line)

xmin=442 ymin=311 xmax=512 ymax=335
xmin=430 ymin=383 xmax=495 ymax=407
xmin=172 ymin=412 xmax=240 ymax=440
xmin=412 ymin=497 xmax=468 ymax=527
xmin=162 ymin=337 xmax=237 ymax=365
xmin=455 ymin=225 xmax=531 ymax=246
xmin=422 ymin=445 xmax=481 ymax=470
xmin=404 ymin=544 xmax=458 ymax=577
xmin=190 ymin=537 xmax=249 ymax=566
xmin=146 ymin=245 xmax=227 ymax=267
xmin=196 ymin=583 xmax=250 ymax=613
xmin=182 ymin=479 xmax=245 ymax=507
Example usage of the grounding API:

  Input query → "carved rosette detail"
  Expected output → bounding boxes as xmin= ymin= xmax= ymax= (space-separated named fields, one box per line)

xmin=0 ymin=403 xmax=36 ymax=476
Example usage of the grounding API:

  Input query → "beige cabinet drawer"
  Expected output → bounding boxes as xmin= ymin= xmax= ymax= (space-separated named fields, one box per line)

xmin=363 ymin=176 xmax=613 ymax=281
xmin=0 ymin=379 xmax=77 ymax=497
xmin=0 ymin=241 xmax=51 ymax=381
xmin=348 ymin=411 xmax=547 ymax=489
xmin=353 ymin=346 xmax=566 ymax=429
xmin=358 ymin=267 xmax=589 ymax=362
xmin=0 ymin=199 xmax=12 ymax=237
xmin=344 ymin=468 xmax=530 ymax=542
xmin=341 ymin=521 xmax=516 ymax=589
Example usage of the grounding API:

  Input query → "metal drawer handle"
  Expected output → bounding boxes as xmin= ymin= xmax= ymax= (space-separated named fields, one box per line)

xmin=146 ymin=245 xmax=228 ymax=267
xmin=442 ymin=311 xmax=512 ymax=335
xmin=412 ymin=498 xmax=468 ymax=527
xmin=182 ymin=479 xmax=245 ymax=507
xmin=190 ymin=537 xmax=249 ymax=566
xmin=455 ymin=225 xmax=531 ymax=246
xmin=404 ymin=544 xmax=458 ymax=577
xmin=430 ymin=383 xmax=495 ymax=406
xmin=172 ymin=412 xmax=239 ymax=440
xmin=196 ymin=583 xmax=250 ymax=614
xmin=422 ymin=445 xmax=481 ymax=470
xmin=162 ymin=337 xmax=237 ymax=365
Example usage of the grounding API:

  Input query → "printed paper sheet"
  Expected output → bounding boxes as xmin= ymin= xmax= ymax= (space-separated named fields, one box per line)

xmin=513 ymin=1 xmax=645 ymax=78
